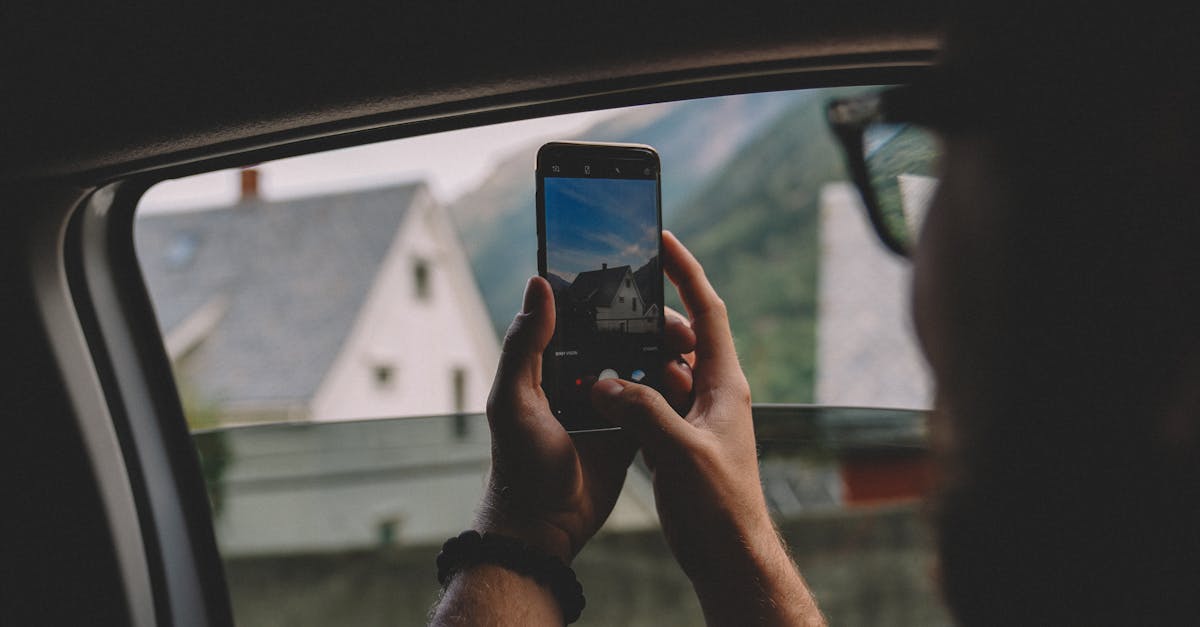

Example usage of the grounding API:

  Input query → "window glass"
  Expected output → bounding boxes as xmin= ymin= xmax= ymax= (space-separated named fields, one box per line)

xmin=135 ymin=87 xmax=941 ymax=625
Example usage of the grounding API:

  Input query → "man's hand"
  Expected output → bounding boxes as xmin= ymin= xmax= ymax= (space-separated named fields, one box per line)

xmin=589 ymin=231 xmax=826 ymax=627
xmin=433 ymin=275 xmax=695 ymax=625
xmin=475 ymin=274 xmax=697 ymax=562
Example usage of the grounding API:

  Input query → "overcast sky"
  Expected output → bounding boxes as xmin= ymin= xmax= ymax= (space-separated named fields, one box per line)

xmin=140 ymin=109 xmax=618 ymax=214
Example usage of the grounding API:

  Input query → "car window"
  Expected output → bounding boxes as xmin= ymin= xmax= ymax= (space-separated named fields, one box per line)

xmin=135 ymin=87 xmax=943 ymax=625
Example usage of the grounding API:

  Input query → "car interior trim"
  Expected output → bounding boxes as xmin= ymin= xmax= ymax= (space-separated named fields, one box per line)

xmin=118 ymin=60 xmax=935 ymax=191
xmin=54 ymin=58 xmax=934 ymax=627
xmin=67 ymin=182 xmax=233 ymax=627
xmin=21 ymin=184 xmax=157 ymax=627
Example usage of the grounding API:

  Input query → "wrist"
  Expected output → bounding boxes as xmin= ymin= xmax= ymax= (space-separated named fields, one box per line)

xmin=436 ymin=530 xmax=585 ymax=623
xmin=474 ymin=504 xmax=575 ymax=564
xmin=433 ymin=564 xmax=564 ymax=625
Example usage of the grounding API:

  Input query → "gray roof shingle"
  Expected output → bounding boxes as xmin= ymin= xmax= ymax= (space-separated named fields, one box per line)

xmin=568 ymin=265 xmax=631 ymax=307
xmin=135 ymin=183 xmax=423 ymax=409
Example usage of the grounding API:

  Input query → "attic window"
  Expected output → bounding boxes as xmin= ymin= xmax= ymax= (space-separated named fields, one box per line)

xmin=373 ymin=364 xmax=395 ymax=388
xmin=625 ymin=278 xmax=631 ymax=288
xmin=452 ymin=367 xmax=469 ymax=439
xmin=414 ymin=259 xmax=431 ymax=301
xmin=166 ymin=233 xmax=199 ymax=269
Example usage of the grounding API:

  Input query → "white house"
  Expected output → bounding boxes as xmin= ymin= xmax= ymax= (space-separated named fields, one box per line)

xmin=135 ymin=175 xmax=661 ymax=557
xmin=135 ymin=176 xmax=499 ymax=425
xmin=568 ymin=263 xmax=660 ymax=333
xmin=815 ymin=182 xmax=932 ymax=409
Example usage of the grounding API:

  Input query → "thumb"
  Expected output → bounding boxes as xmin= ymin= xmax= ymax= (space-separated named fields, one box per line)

xmin=488 ymin=277 xmax=555 ymax=416
xmin=591 ymin=379 xmax=692 ymax=456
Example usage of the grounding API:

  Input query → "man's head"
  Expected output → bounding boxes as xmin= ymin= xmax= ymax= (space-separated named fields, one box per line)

xmin=913 ymin=5 xmax=1200 ymax=623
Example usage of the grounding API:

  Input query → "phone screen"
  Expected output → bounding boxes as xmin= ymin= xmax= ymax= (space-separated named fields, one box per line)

xmin=537 ymin=143 xmax=664 ymax=431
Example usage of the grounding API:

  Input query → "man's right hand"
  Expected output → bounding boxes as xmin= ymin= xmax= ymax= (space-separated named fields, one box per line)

xmin=590 ymin=231 xmax=826 ymax=627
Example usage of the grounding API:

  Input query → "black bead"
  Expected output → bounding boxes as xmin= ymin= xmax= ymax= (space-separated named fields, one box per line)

xmin=435 ymin=530 xmax=586 ymax=624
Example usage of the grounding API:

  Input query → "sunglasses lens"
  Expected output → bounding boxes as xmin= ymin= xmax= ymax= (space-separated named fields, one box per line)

xmin=863 ymin=123 xmax=941 ymax=249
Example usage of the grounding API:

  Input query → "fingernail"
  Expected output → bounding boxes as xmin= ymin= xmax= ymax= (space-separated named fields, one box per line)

xmin=591 ymin=379 xmax=624 ymax=408
xmin=522 ymin=276 xmax=538 ymax=314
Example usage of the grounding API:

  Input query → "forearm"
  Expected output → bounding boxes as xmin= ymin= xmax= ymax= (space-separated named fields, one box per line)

xmin=688 ymin=521 xmax=825 ymax=627
xmin=430 ymin=564 xmax=562 ymax=626
xmin=430 ymin=504 xmax=577 ymax=627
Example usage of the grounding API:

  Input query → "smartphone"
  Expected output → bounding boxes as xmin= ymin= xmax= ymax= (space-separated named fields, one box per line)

xmin=536 ymin=141 xmax=665 ymax=432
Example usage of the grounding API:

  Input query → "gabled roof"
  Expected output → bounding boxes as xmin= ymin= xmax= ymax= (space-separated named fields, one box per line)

xmin=633 ymin=255 xmax=660 ymax=311
xmin=567 ymin=265 xmax=632 ymax=307
xmin=135 ymin=183 xmax=425 ymax=409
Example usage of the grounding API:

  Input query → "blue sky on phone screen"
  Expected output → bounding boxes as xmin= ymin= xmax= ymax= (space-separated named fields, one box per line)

xmin=545 ymin=177 xmax=657 ymax=282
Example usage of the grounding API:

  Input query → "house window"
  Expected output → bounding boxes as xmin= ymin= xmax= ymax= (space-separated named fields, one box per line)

xmin=619 ymin=296 xmax=625 ymax=304
xmin=377 ymin=516 xmax=402 ymax=546
xmin=625 ymin=278 xmax=631 ymax=288
xmin=373 ymin=364 xmax=395 ymax=388
xmin=452 ymin=368 xmax=468 ymax=439
xmin=165 ymin=232 xmax=199 ymax=269
xmin=414 ymin=259 xmax=431 ymax=300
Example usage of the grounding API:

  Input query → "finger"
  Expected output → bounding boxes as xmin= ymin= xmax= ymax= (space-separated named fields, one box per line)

xmin=663 ymin=358 xmax=695 ymax=415
xmin=664 ymin=308 xmax=696 ymax=357
xmin=591 ymin=379 xmax=693 ymax=456
xmin=488 ymin=276 xmax=555 ymax=418
xmin=661 ymin=231 xmax=740 ymax=381
xmin=573 ymin=427 xmax=639 ymax=474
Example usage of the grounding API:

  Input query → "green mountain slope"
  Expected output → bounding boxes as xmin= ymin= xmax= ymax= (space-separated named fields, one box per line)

xmin=668 ymin=91 xmax=853 ymax=403
xmin=449 ymin=92 xmax=805 ymax=335
xmin=450 ymin=87 xmax=862 ymax=404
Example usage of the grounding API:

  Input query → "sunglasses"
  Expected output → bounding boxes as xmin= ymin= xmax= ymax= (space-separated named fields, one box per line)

xmin=826 ymin=85 xmax=948 ymax=258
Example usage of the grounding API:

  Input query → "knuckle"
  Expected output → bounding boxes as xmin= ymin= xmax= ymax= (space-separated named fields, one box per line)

xmin=695 ymin=296 xmax=728 ymax=324
xmin=733 ymin=378 xmax=752 ymax=405
xmin=684 ymin=433 xmax=722 ymax=468
xmin=485 ymin=390 xmax=509 ymax=422
xmin=485 ymin=391 xmax=501 ymax=417
xmin=500 ymin=313 xmax=528 ymax=350
xmin=618 ymin=384 xmax=655 ymax=409
xmin=710 ymin=296 xmax=729 ymax=320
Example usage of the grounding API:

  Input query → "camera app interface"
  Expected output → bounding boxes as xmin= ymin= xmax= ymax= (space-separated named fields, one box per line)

xmin=544 ymin=175 xmax=663 ymax=429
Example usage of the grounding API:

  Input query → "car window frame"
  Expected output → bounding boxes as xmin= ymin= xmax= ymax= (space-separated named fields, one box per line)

xmin=64 ymin=62 xmax=935 ymax=627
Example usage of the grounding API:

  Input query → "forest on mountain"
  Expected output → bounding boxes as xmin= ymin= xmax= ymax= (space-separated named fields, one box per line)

xmin=451 ymin=89 xmax=860 ymax=403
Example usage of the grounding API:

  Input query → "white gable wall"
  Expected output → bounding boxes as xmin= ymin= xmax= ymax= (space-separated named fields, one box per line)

xmin=310 ymin=187 xmax=500 ymax=421
xmin=596 ymin=269 xmax=644 ymax=331
xmin=815 ymin=183 xmax=931 ymax=409
xmin=597 ymin=269 xmax=657 ymax=333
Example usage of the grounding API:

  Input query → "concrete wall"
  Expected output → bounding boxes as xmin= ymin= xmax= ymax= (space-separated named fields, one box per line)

xmin=222 ymin=504 xmax=951 ymax=626
xmin=206 ymin=415 xmax=659 ymax=556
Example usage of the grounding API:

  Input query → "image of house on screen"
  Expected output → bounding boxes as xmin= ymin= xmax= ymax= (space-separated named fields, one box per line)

xmin=566 ymin=262 xmax=659 ymax=334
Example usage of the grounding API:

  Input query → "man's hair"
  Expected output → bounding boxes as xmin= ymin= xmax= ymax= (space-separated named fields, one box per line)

xmin=932 ymin=5 xmax=1200 ymax=624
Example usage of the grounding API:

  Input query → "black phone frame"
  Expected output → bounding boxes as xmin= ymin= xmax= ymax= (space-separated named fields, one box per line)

xmin=535 ymin=141 xmax=666 ymax=433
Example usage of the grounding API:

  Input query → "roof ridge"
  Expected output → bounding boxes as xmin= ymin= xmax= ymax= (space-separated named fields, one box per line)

xmin=141 ymin=179 xmax=427 ymax=219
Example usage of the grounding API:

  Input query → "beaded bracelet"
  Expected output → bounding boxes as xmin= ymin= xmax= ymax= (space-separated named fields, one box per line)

xmin=436 ymin=530 xmax=585 ymax=624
